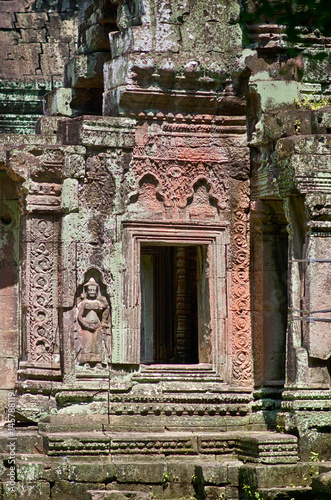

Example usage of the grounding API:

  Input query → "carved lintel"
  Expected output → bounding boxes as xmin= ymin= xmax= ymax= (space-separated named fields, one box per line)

xmin=129 ymin=159 xmax=229 ymax=212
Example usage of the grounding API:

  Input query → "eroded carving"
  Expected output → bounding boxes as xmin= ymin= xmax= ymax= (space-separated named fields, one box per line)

xmin=80 ymin=154 xmax=116 ymax=213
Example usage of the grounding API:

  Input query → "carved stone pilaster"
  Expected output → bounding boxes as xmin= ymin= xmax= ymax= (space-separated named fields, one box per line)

xmin=5 ymin=147 xmax=65 ymax=372
xmin=22 ymin=216 xmax=60 ymax=365
xmin=5 ymin=145 xmax=84 ymax=378
xmin=230 ymin=181 xmax=252 ymax=386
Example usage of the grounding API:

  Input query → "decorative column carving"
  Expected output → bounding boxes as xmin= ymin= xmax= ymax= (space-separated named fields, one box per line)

xmin=24 ymin=216 xmax=60 ymax=364
xmin=6 ymin=146 xmax=64 ymax=373
xmin=230 ymin=181 xmax=252 ymax=386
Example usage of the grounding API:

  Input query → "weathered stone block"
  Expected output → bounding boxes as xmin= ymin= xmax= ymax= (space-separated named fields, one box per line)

xmin=312 ymin=106 xmax=331 ymax=134
xmin=130 ymin=25 xmax=153 ymax=53
xmin=263 ymin=110 xmax=312 ymax=140
xmin=3 ymin=480 xmax=50 ymax=499
xmin=239 ymin=463 xmax=310 ymax=489
xmin=103 ymin=57 xmax=130 ymax=92
xmin=16 ymin=462 xmax=45 ymax=482
xmin=51 ymin=480 xmax=106 ymax=500
xmin=249 ymin=80 xmax=299 ymax=113
xmin=20 ymin=29 xmax=47 ymax=44
xmin=66 ymin=462 xmax=115 ymax=483
xmin=15 ymin=13 xmax=48 ymax=30
xmin=79 ymin=23 xmax=112 ymax=53
xmin=61 ymin=179 xmax=79 ymax=213
xmin=44 ymin=88 xmax=73 ymax=117
xmin=88 ymin=491 xmax=151 ymax=500
xmin=35 ymin=117 xmax=63 ymax=135
xmin=110 ymin=433 xmax=196 ymax=456
xmin=57 ymin=116 xmax=135 ymax=148
xmin=45 ymin=432 xmax=110 ymax=456
xmin=40 ymin=42 xmax=72 ymax=77
xmin=166 ymin=459 xmax=197 ymax=484
xmin=0 ymin=11 xmax=14 ymax=30
xmin=0 ymin=359 xmax=16 ymax=389
xmin=13 ymin=432 xmax=44 ymax=455
xmin=15 ymin=394 xmax=56 ymax=423
xmin=1 ymin=44 xmax=42 ymax=79
xmin=312 ymin=470 xmax=331 ymax=495
xmin=0 ymin=31 xmax=20 ymax=44
xmin=227 ymin=464 xmax=240 ymax=487
xmin=64 ymin=53 xmax=111 ymax=89
xmin=198 ymin=462 xmax=228 ymax=485
xmin=0 ymin=330 xmax=17 ymax=358
xmin=276 ymin=135 xmax=331 ymax=158
xmin=109 ymin=31 xmax=134 ymax=59
xmin=114 ymin=461 xmax=166 ymax=484
xmin=204 ymin=485 xmax=226 ymax=500
xmin=302 ymin=50 xmax=331 ymax=84
xmin=0 ymin=390 xmax=12 ymax=417
xmin=237 ymin=432 xmax=298 ymax=464
xmin=225 ymin=485 xmax=239 ymax=500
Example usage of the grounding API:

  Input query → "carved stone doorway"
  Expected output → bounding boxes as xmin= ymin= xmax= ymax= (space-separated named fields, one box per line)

xmin=140 ymin=245 xmax=199 ymax=364
xmin=120 ymin=222 xmax=227 ymax=378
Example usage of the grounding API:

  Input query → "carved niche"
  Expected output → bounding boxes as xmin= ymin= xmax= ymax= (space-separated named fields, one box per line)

xmin=75 ymin=271 xmax=111 ymax=366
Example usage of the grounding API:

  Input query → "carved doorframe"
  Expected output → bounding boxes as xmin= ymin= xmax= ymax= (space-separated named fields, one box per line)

xmin=117 ymin=221 xmax=229 ymax=379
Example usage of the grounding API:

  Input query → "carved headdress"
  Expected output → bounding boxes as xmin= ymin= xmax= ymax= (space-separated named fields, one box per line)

xmin=83 ymin=277 xmax=100 ymax=298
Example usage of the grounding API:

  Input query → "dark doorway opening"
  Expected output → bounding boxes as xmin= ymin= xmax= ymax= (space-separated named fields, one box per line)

xmin=140 ymin=245 xmax=199 ymax=364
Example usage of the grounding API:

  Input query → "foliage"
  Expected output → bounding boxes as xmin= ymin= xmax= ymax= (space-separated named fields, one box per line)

xmin=243 ymin=484 xmax=263 ymax=500
xmin=162 ymin=473 xmax=170 ymax=487
xmin=162 ymin=472 xmax=179 ymax=488
xmin=310 ymin=451 xmax=320 ymax=462
xmin=294 ymin=95 xmax=331 ymax=109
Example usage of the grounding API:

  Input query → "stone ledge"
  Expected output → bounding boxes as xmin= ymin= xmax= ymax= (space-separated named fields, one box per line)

xmin=57 ymin=115 xmax=135 ymax=147
xmin=40 ymin=431 xmax=298 ymax=463
xmin=87 ymin=491 xmax=151 ymax=500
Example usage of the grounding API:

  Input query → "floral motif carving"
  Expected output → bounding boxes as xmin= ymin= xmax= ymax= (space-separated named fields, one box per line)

xmin=27 ymin=217 xmax=58 ymax=363
xmin=231 ymin=182 xmax=252 ymax=385
xmin=130 ymin=158 xmax=229 ymax=210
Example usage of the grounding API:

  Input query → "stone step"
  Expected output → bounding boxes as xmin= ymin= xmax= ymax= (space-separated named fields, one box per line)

xmin=132 ymin=363 xmax=223 ymax=383
xmin=258 ymin=486 xmax=313 ymax=499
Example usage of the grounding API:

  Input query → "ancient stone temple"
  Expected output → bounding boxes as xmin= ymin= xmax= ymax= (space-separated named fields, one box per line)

xmin=1 ymin=0 xmax=331 ymax=498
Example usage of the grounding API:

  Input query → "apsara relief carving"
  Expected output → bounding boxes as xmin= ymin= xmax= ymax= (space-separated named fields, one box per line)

xmin=75 ymin=273 xmax=111 ymax=365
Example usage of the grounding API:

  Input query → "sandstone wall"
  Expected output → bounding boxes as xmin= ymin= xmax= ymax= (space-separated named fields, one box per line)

xmin=0 ymin=0 xmax=85 ymax=134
